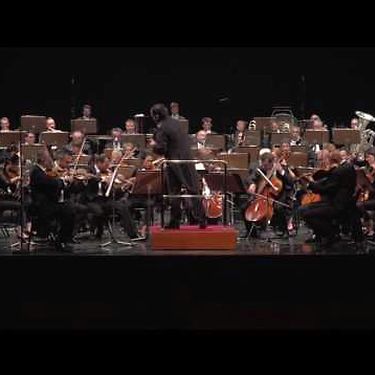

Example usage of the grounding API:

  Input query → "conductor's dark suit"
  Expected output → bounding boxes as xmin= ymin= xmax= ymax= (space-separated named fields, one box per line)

xmin=153 ymin=117 xmax=205 ymax=226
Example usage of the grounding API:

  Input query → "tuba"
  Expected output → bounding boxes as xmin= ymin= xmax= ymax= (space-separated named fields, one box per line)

xmin=354 ymin=111 xmax=375 ymax=158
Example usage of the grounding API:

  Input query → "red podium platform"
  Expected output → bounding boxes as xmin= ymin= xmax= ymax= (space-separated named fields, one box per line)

xmin=150 ymin=225 xmax=238 ymax=251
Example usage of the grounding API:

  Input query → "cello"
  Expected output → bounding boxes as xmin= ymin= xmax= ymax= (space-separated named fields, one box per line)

xmin=244 ymin=157 xmax=283 ymax=223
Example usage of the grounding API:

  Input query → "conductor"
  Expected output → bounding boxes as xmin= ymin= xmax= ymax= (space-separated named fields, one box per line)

xmin=149 ymin=103 xmax=206 ymax=229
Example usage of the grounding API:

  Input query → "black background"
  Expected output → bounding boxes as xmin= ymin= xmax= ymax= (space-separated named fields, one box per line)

xmin=1 ymin=47 xmax=375 ymax=134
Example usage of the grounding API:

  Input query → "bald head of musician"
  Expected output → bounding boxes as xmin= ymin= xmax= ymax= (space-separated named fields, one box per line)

xmin=0 ymin=117 xmax=10 ymax=132
xmin=201 ymin=117 xmax=213 ymax=133
xmin=46 ymin=117 xmax=57 ymax=132
xmin=236 ymin=120 xmax=247 ymax=132
xmin=124 ymin=119 xmax=137 ymax=135
xmin=24 ymin=132 xmax=36 ymax=145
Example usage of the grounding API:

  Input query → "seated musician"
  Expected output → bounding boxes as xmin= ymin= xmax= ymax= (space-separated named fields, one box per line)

xmin=290 ymin=126 xmax=305 ymax=146
xmin=231 ymin=120 xmax=248 ymax=149
xmin=0 ymin=117 xmax=11 ymax=132
xmin=356 ymin=148 xmax=375 ymax=239
xmin=66 ymin=130 xmax=93 ymax=156
xmin=81 ymin=154 xmax=144 ymax=241
xmin=29 ymin=151 xmax=76 ymax=251
xmin=0 ymin=156 xmax=30 ymax=240
xmin=242 ymin=151 xmax=295 ymax=238
xmin=53 ymin=149 xmax=89 ymax=241
xmin=80 ymin=104 xmax=96 ymax=121
xmin=123 ymin=119 xmax=138 ymax=135
xmin=123 ymin=142 xmax=138 ymax=158
xmin=170 ymin=102 xmax=185 ymax=120
xmin=105 ymin=127 xmax=123 ymax=150
xmin=350 ymin=117 xmax=359 ymax=130
xmin=45 ymin=117 xmax=62 ymax=133
xmin=310 ymin=114 xmax=327 ymax=130
xmin=24 ymin=132 xmax=36 ymax=145
xmin=299 ymin=150 xmax=363 ymax=247
xmin=201 ymin=117 xmax=217 ymax=135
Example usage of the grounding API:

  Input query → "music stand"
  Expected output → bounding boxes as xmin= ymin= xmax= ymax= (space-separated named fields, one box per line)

xmin=20 ymin=116 xmax=46 ymax=134
xmin=270 ymin=132 xmax=291 ymax=146
xmin=121 ymin=134 xmax=146 ymax=149
xmin=332 ymin=128 xmax=360 ymax=146
xmin=304 ymin=130 xmax=330 ymax=145
xmin=131 ymin=170 xmax=163 ymax=236
xmin=71 ymin=119 xmax=98 ymax=134
xmin=253 ymin=117 xmax=277 ymax=132
xmin=118 ymin=165 xmax=137 ymax=179
xmin=217 ymin=152 xmax=249 ymax=169
xmin=291 ymin=145 xmax=308 ymax=153
xmin=72 ymin=154 xmax=91 ymax=166
xmin=243 ymin=130 xmax=261 ymax=146
xmin=178 ymin=119 xmax=189 ymax=134
xmin=206 ymin=134 xmax=226 ymax=150
xmin=39 ymin=131 xmax=69 ymax=149
xmin=121 ymin=159 xmax=142 ymax=169
xmin=0 ymin=131 xmax=27 ymax=147
xmin=235 ymin=146 xmax=259 ymax=164
xmin=204 ymin=172 xmax=246 ymax=225
xmin=22 ymin=144 xmax=45 ymax=162
xmin=288 ymin=152 xmax=308 ymax=168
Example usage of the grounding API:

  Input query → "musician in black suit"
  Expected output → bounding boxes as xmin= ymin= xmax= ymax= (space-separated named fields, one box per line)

xmin=299 ymin=151 xmax=363 ymax=246
xmin=149 ymin=103 xmax=206 ymax=229
xmin=29 ymin=151 xmax=75 ymax=251
xmin=105 ymin=127 xmax=123 ymax=150
xmin=81 ymin=154 xmax=142 ymax=240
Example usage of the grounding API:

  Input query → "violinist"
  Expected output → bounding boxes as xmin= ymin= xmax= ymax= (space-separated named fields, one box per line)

xmin=66 ymin=130 xmax=93 ymax=156
xmin=299 ymin=150 xmax=363 ymax=247
xmin=105 ymin=128 xmax=123 ymax=150
xmin=356 ymin=148 xmax=375 ymax=239
xmin=29 ymin=151 xmax=75 ymax=251
xmin=81 ymin=154 xmax=143 ymax=241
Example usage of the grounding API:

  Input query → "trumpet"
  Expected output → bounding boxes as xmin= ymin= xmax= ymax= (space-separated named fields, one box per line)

xmin=248 ymin=120 xmax=256 ymax=130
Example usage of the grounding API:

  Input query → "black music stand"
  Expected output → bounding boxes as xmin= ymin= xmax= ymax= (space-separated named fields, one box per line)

xmin=131 ymin=171 xmax=163 ymax=236
xmin=20 ymin=116 xmax=46 ymax=134
xmin=304 ymin=130 xmax=330 ymax=145
xmin=71 ymin=119 xmax=98 ymax=134
xmin=332 ymin=128 xmax=360 ymax=146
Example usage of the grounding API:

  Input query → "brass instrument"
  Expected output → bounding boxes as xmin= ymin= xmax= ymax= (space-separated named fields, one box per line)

xmin=354 ymin=111 xmax=375 ymax=158
xmin=248 ymin=120 xmax=256 ymax=130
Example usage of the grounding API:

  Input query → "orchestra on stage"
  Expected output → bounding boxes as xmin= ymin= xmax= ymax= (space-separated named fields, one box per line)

xmin=1 ymin=102 xmax=375 ymax=252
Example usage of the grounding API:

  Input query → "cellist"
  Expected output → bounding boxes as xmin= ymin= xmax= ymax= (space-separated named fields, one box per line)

xmin=242 ymin=150 xmax=294 ymax=238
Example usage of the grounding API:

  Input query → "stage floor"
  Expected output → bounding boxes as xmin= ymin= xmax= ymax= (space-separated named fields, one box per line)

xmin=0 ymin=225 xmax=373 ymax=256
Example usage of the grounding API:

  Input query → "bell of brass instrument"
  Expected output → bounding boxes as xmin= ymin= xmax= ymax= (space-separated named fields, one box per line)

xmin=354 ymin=111 xmax=375 ymax=157
xmin=248 ymin=120 xmax=256 ymax=131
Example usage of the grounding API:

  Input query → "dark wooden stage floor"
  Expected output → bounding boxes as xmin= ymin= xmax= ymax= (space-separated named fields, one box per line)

xmin=1 ymin=226 xmax=375 ymax=330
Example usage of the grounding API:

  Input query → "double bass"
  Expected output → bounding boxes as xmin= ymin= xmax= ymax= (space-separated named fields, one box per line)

xmin=244 ymin=159 xmax=283 ymax=223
